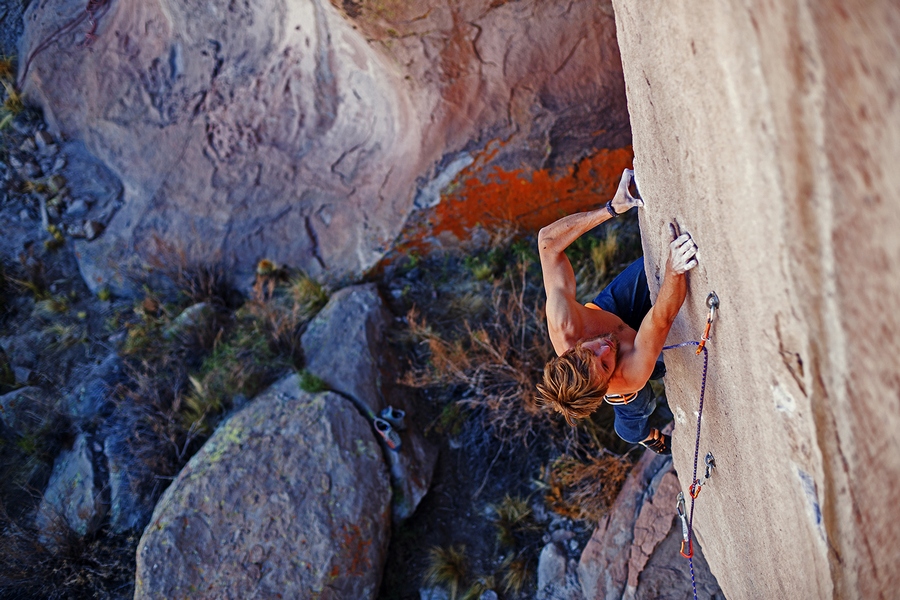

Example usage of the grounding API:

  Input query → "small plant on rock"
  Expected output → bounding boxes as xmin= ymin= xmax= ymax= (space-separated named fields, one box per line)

xmin=298 ymin=369 xmax=328 ymax=393
xmin=424 ymin=544 xmax=469 ymax=600
xmin=500 ymin=555 xmax=532 ymax=596
xmin=490 ymin=495 xmax=538 ymax=549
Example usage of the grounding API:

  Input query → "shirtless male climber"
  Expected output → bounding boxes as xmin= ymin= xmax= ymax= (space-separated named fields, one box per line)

xmin=535 ymin=168 xmax=698 ymax=454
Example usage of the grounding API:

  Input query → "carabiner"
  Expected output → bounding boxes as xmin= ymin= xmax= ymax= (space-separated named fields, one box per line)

xmin=706 ymin=291 xmax=719 ymax=322
xmin=681 ymin=537 xmax=694 ymax=559
xmin=689 ymin=479 xmax=702 ymax=499
xmin=676 ymin=491 xmax=692 ymax=557
xmin=704 ymin=452 xmax=716 ymax=481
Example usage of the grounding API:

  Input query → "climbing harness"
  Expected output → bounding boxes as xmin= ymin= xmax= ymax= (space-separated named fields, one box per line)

xmin=662 ymin=291 xmax=719 ymax=600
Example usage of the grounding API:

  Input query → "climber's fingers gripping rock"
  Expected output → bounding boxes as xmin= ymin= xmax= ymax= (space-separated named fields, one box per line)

xmin=668 ymin=232 xmax=699 ymax=275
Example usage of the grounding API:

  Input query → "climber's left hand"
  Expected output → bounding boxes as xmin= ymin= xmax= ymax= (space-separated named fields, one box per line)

xmin=609 ymin=168 xmax=644 ymax=215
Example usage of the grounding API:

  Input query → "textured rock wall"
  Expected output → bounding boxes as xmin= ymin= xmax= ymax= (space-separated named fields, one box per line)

xmin=611 ymin=2 xmax=900 ymax=599
xmin=22 ymin=0 xmax=422 ymax=291
xmin=19 ymin=0 xmax=631 ymax=291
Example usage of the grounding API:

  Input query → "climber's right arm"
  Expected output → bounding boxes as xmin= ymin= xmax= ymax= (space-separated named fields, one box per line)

xmin=538 ymin=168 xmax=643 ymax=355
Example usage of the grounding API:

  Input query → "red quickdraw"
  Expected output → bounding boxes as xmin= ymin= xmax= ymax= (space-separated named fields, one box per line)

xmin=689 ymin=481 xmax=701 ymax=499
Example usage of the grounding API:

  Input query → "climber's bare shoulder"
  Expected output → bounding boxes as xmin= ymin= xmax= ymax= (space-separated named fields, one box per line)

xmin=546 ymin=296 xmax=633 ymax=356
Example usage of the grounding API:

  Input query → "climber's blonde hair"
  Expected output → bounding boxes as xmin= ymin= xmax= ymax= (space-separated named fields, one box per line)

xmin=536 ymin=343 xmax=608 ymax=426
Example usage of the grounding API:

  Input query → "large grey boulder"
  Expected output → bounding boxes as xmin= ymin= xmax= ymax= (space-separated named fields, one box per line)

xmin=302 ymin=283 xmax=438 ymax=522
xmin=578 ymin=451 xmax=720 ymax=600
xmin=19 ymin=0 xmax=630 ymax=290
xmin=612 ymin=1 xmax=900 ymax=598
xmin=135 ymin=374 xmax=391 ymax=599
xmin=21 ymin=0 xmax=423 ymax=291
xmin=36 ymin=433 xmax=105 ymax=541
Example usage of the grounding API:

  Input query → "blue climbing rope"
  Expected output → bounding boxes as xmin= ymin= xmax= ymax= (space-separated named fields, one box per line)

xmin=662 ymin=340 xmax=709 ymax=600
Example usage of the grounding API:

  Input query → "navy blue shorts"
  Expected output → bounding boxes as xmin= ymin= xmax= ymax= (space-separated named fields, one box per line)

xmin=591 ymin=257 xmax=665 ymax=444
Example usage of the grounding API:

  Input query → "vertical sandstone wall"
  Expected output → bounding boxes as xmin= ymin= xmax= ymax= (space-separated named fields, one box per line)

xmin=612 ymin=2 xmax=900 ymax=599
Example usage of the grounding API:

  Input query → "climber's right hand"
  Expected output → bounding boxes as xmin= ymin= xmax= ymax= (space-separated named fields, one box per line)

xmin=668 ymin=232 xmax=698 ymax=275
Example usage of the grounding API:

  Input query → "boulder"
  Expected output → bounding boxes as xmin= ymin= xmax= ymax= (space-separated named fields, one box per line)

xmin=302 ymin=283 xmax=438 ymax=522
xmin=134 ymin=374 xmax=391 ymax=599
xmin=301 ymin=284 xmax=392 ymax=417
xmin=612 ymin=1 xmax=900 ymax=598
xmin=67 ymin=352 xmax=122 ymax=422
xmin=35 ymin=433 xmax=105 ymax=541
xmin=537 ymin=542 xmax=584 ymax=600
xmin=21 ymin=0 xmax=424 ymax=292
xmin=578 ymin=450 xmax=720 ymax=600
xmin=102 ymin=426 xmax=159 ymax=535
xmin=20 ymin=0 xmax=630 ymax=291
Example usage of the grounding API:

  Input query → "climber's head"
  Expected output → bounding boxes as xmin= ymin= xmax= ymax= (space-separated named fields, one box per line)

xmin=536 ymin=334 xmax=619 ymax=426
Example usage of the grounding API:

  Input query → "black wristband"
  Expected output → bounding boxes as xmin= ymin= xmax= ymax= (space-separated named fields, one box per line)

xmin=605 ymin=200 xmax=620 ymax=218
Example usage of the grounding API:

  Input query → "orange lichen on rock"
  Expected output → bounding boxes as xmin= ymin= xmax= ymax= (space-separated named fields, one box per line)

xmin=386 ymin=145 xmax=634 ymax=261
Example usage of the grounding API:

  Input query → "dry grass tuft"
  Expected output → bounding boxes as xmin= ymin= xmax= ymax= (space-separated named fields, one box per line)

xmin=543 ymin=452 xmax=631 ymax=522
xmin=490 ymin=495 xmax=537 ymax=549
xmin=0 ymin=505 xmax=136 ymax=598
xmin=461 ymin=574 xmax=496 ymax=600
xmin=424 ymin=544 xmax=469 ymax=600
xmin=500 ymin=555 xmax=532 ymax=596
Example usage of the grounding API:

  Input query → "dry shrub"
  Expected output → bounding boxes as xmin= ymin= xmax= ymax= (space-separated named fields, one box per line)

xmin=402 ymin=258 xmax=561 ymax=449
xmin=144 ymin=237 xmax=238 ymax=309
xmin=490 ymin=495 xmax=538 ymax=549
xmin=500 ymin=555 xmax=532 ymax=596
xmin=118 ymin=259 xmax=327 ymax=445
xmin=424 ymin=545 xmax=468 ymax=600
xmin=543 ymin=453 xmax=631 ymax=522
xmin=0 ymin=504 xmax=136 ymax=599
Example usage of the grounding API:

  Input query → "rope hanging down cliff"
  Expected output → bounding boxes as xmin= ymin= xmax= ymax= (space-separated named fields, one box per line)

xmin=663 ymin=291 xmax=719 ymax=600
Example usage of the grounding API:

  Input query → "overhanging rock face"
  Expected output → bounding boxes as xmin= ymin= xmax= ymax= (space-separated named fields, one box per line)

xmin=612 ymin=1 xmax=900 ymax=598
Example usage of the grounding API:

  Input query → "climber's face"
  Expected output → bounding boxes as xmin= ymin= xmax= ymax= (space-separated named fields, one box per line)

xmin=579 ymin=334 xmax=619 ymax=388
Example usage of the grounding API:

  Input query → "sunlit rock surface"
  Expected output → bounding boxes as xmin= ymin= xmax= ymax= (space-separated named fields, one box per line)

xmin=612 ymin=1 xmax=900 ymax=598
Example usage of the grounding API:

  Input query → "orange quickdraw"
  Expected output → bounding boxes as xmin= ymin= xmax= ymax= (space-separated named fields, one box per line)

xmin=680 ymin=538 xmax=694 ymax=559
xmin=695 ymin=292 xmax=719 ymax=355
xmin=689 ymin=480 xmax=702 ymax=499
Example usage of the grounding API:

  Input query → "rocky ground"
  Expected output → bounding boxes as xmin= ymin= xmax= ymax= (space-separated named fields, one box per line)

xmin=0 ymin=85 xmax=648 ymax=597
